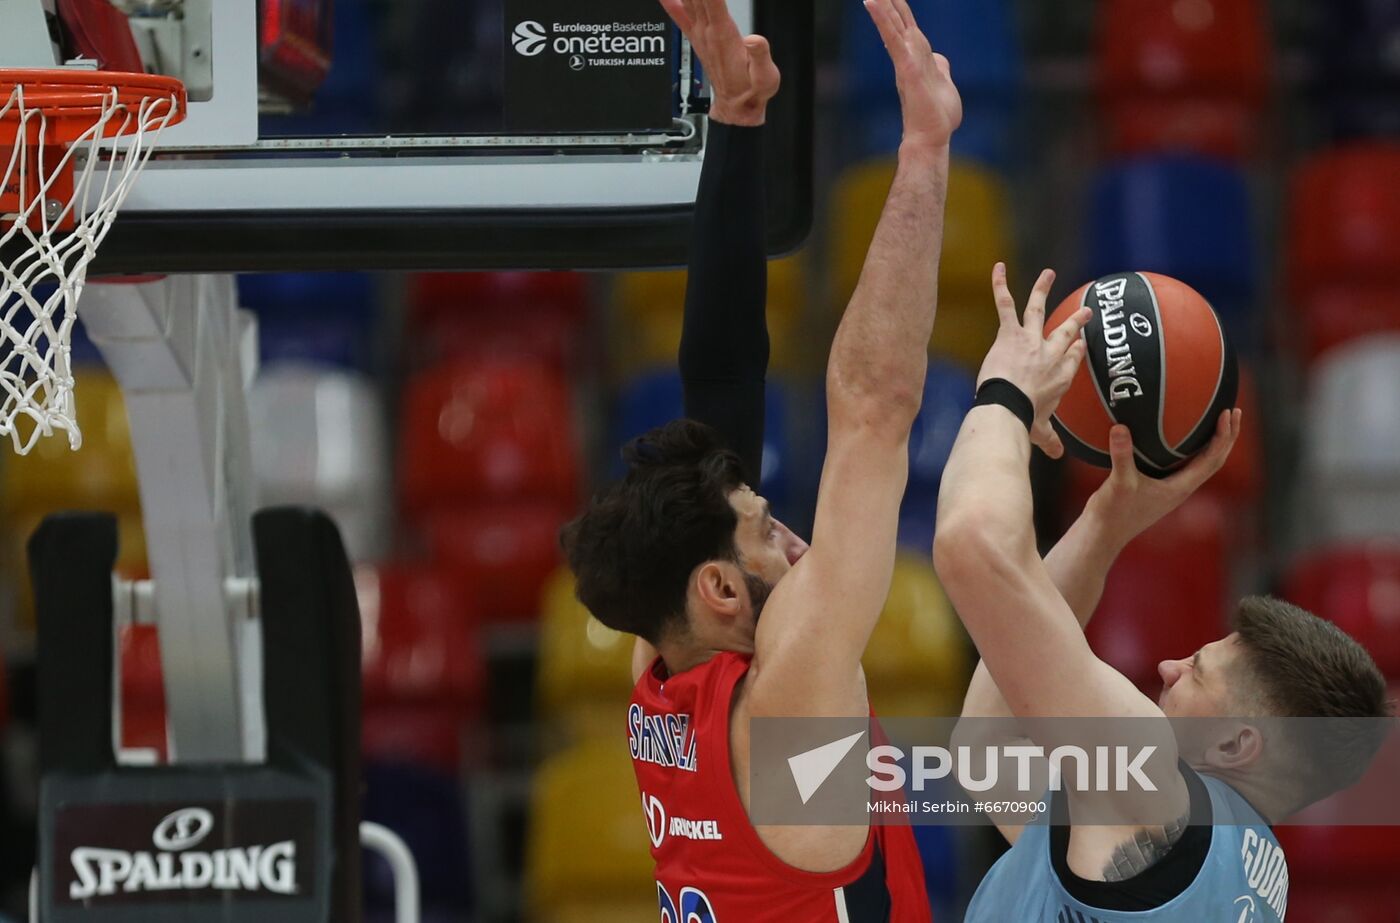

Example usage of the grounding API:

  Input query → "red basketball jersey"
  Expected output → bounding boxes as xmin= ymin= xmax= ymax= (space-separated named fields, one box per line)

xmin=628 ymin=651 xmax=933 ymax=922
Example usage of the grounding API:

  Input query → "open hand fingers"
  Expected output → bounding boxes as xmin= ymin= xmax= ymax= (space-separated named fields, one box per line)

xmin=1033 ymin=421 xmax=1065 ymax=460
xmin=744 ymin=34 xmax=774 ymax=66
xmin=1023 ymin=268 xmax=1055 ymax=335
xmin=889 ymin=0 xmax=919 ymax=35
xmin=991 ymin=262 xmax=1018 ymax=326
xmin=659 ymin=0 xmax=695 ymax=35
xmin=689 ymin=0 xmax=712 ymax=29
xmin=864 ymin=0 xmax=906 ymax=52
xmin=1047 ymin=306 xmax=1091 ymax=359
xmin=1107 ymin=424 xmax=1137 ymax=478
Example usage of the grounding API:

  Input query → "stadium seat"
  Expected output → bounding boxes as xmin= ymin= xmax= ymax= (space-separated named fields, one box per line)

xmin=899 ymin=362 xmax=976 ymax=552
xmin=1281 ymin=542 xmax=1400 ymax=678
xmin=1310 ymin=1 xmax=1400 ymax=139
xmin=843 ymin=0 xmax=1021 ymax=167
xmin=399 ymin=358 xmax=580 ymax=515
xmin=356 ymin=561 xmax=482 ymax=770
xmin=536 ymin=566 xmax=634 ymax=740
xmin=411 ymin=271 xmax=588 ymax=321
xmin=423 ymin=503 xmax=569 ymax=621
xmin=611 ymin=370 xmax=797 ymax=516
xmin=1 ymin=369 xmax=140 ymax=513
xmin=864 ymin=554 xmax=972 ymax=718
xmin=1096 ymin=0 xmax=1271 ymax=159
xmin=408 ymin=271 xmax=589 ymax=372
xmin=357 ymin=563 xmax=484 ymax=712
xmin=1276 ymin=825 xmax=1400 ymax=887
xmin=830 ymin=159 xmax=1011 ymax=372
xmin=1088 ymin=156 xmax=1256 ymax=347
xmin=1289 ymin=145 xmax=1400 ymax=297
xmin=525 ymin=737 xmax=655 ymax=923
xmin=236 ymin=272 xmax=378 ymax=371
xmin=1294 ymin=285 xmax=1400 ymax=367
xmin=362 ymin=761 xmax=473 ymax=913
xmin=120 ymin=625 xmax=167 ymax=763
xmin=1284 ymin=887 xmax=1400 ymax=923
xmin=0 ymin=371 xmax=147 ymax=631
xmin=611 ymin=257 xmax=805 ymax=376
xmin=1085 ymin=495 xmax=1229 ymax=692
xmin=1301 ymin=336 xmax=1400 ymax=543
xmin=249 ymin=364 xmax=390 ymax=562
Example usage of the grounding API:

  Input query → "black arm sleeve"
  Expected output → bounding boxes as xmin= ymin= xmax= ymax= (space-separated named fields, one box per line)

xmin=679 ymin=121 xmax=770 ymax=487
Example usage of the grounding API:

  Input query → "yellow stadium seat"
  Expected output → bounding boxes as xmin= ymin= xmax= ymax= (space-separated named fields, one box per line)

xmin=611 ymin=257 xmax=807 ymax=376
xmin=0 ymin=370 xmax=145 ymax=634
xmin=1 ymin=370 xmax=140 ymax=513
xmin=863 ymin=553 xmax=972 ymax=718
xmin=828 ymin=159 xmax=1012 ymax=372
xmin=536 ymin=566 xmax=636 ymax=740
xmin=525 ymin=737 xmax=656 ymax=923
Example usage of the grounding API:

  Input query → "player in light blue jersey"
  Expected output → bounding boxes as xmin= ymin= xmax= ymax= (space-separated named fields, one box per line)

xmin=933 ymin=266 xmax=1392 ymax=921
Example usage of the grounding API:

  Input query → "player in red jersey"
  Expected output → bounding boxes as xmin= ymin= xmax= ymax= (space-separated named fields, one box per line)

xmin=562 ymin=0 xmax=960 ymax=918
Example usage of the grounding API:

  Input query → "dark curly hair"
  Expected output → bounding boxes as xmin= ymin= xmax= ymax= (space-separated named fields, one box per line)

xmin=559 ymin=419 xmax=748 ymax=644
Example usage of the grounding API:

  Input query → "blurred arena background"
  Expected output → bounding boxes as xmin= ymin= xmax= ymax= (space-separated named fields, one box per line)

xmin=2 ymin=0 xmax=1400 ymax=919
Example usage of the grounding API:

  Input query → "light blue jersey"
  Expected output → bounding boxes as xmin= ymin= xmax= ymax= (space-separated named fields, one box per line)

xmin=966 ymin=772 xmax=1288 ymax=922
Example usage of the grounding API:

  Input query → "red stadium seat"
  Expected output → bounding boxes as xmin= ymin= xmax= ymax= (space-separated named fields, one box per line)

xmin=424 ymin=503 xmax=568 ymax=621
xmin=1096 ymin=0 xmax=1270 ymax=159
xmin=1281 ymin=543 xmax=1400 ymax=678
xmin=407 ymin=272 xmax=587 ymax=372
xmin=358 ymin=563 xmax=484 ymax=710
xmin=361 ymin=708 xmax=465 ymax=772
xmin=412 ymin=307 xmax=582 ymax=373
xmin=1289 ymin=145 xmax=1400 ymax=297
xmin=1276 ymin=824 xmax=1400 ymax=885
xmin=1284 ymin=886 xmax=1400 ymax=923
xmin=356 ymin=563 xmax=485 ymax=770
xmin=1295 ymin=284 xmax=1400 ymax=365
xmin=399 ymin=359 xmax=580 ymax=514
xmin=1062 ymin=366 xmax=1262 ymax=512
xmin=409 ymin=271 xmax=589 ymax=322
xmin=1085 ymin=495 xmax=1229 ymax=692
xmin=120 ymin=624 xmax=167 ymax=762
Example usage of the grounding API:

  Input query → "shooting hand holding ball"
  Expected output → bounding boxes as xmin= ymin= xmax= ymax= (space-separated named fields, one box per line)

xmin=975 ymin=264 xmax=1091 ymax=459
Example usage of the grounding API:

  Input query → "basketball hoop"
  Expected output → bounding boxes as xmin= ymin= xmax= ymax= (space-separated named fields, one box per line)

xmin=0 ymin=68 xmax=185 ymax=454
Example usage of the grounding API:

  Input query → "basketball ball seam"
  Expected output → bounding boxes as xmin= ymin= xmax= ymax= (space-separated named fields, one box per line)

xmin=1173 ymin=297 xmax=1228 ymax=454
xmin=1138 ymin=272 xmax=1187 ymax=462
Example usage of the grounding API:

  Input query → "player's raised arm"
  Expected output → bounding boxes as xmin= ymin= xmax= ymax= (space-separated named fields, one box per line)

xmin=633 ymin=0 xmax=785 ymax=682
xmin=933 ymin=267 xmax=1188 ymax=826
xmin=955 ymin=406 xmax=1240 ymax=842
xmin=745 ymin=0 xmax=962 ymax=720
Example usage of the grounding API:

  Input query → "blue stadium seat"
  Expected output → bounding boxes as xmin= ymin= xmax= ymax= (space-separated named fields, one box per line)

xmin=843 ymin=0 xmax=1021 ymax=167
xmin=1087 ymin=157 xmax=1256 ymax=348
xmin=361 ymin=762 xmax=472 ymax=914
xmin=899 ymin=362 xmax=976 ymax=552
xmin=1313 ymin=0 xmax=1400 ymax=139
xmin=612 ymin=370 xmax=797 ymax=517
xmin=236 ymin=273 xmax=379 ymax=371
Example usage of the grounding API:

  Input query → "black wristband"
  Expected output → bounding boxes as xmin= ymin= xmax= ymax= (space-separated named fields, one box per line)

xmin=973 ymin=378 xmax=1035 ymax=432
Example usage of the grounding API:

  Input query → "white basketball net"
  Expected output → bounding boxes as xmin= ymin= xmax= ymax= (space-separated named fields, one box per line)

xmin=0 ymin=82 xmax=179 ymax=454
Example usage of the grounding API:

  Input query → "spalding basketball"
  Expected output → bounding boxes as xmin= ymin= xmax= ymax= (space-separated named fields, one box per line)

xmin=1044 ymin=272 xmax=1237 ymax=477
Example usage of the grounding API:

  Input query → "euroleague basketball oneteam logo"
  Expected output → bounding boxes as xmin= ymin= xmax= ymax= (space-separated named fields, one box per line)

xmin=512 ymin=20 xmax=549 ymax=56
